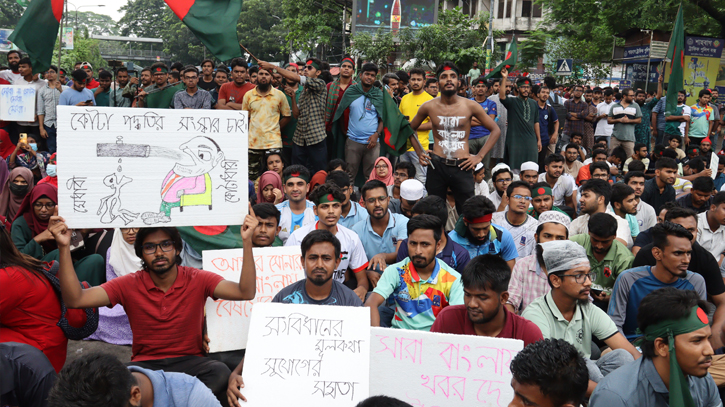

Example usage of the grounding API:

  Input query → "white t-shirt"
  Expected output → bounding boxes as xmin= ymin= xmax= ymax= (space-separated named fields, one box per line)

xmin=678 ymin=104 xmax=692 ymax=134
xmin=635 ymin=200 xmax=657 ymax=231
xmin=491 ymin=212 xmax=539 ymax=259
xmin=697 ymin=211 xmax=725 ymax=261
xmin=285 ymin=222 xmax=369 ymax=283
xmin=0 ymin=70 xmax=22 ymax=83
xmin=570 ymin=212 xmax=633 ymax=248
xmin=595 ymin=101 xmax=615 ymax=136
xmin=537 ymin=173 xmax=575 ymax=206
xmin=475 ymin=180 xmax=490 ymax=197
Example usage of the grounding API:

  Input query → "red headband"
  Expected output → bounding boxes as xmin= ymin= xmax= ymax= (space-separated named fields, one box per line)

xmin=443 ymin=66 xmax=453 ymax=71
xmin=466 ymin=214 xmax=493 ymax=224
xmin=342 ymin=58 xmax=355 ymax=66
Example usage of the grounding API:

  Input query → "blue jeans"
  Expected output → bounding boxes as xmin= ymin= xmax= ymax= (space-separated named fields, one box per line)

xmin=398 ymin=150 xmax=427 ymax=184
xmin=44 ymin=125 xmax=57 ymax=154
xmin=292 ymin=140 xmax=327 ymax=175
xmin=586 ymin=348 xmax=635 ymax=382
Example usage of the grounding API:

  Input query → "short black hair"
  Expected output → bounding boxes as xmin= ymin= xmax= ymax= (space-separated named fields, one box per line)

xmin=637 ymin=288 xmax=709 ymax=358
xmin=506 ymin=180 xmax=531 ymax=197
xmin=98 ymin=70 xmax=112 ymax=80
xmin=692 ymin=176 xmax=714 ymax=193
xmin=326 ymin=170 xmax=351 ymax=188
xmin=425 ymin=78 xmax=438 ymax=87
xmin=610 ymin=182 xmax=635 ymax=208
xmin=592 ymin=148 xmax=608 ymax=159
xmin=252 ymin=202 xmax=280 ymax=225
xmin=300 ymin=229 xmax=341 ymax=259
xmin=71 ymin=69 xmax=87 ymax=81
xmin=48 ymin=352 xmax=137 ymax=407
xmin=699 ymin=89 xmax=712 ymax=98
xmin=201 ymin=58 xmax=215 ymax=68
xmin=115 ymin=66 xmax=128 ymax=74
xmin=564 ymin=143 xmax=579 ymax=152
xmin=588 ymin=212 xmax=617 ymax=238
xmin=713 ymin=191 xmax=725 ymax=207
xmin=134 ymin=227 xmax=183 ymax=269
xmin=382 ymin=73 xmax=399 ymax=86
xmin=656 ymin=157 xmax=678 ymax=171
xmin=635 ymin=89 xmax=647 ymax=97
xmin=411 ymin=196 xmax=447 ymax=230
xmin=461 ymin=254 xmax=511 ymax=293
xmin=634 ymin=142 xmax=647 ymax=152
xmin=407 ymin=214 xmax=442 ymax=242
xmin=624 ymin=171 xmax=645 ymax=184
xmin=182 ymin=66 xmax=198 ymax=76
xmin=461 ymin=195 xmax=496 ymax=220
xmin=603 ymin=89 xmax=614 ymax=97
xmin=6 ymin=50 xmax=21 ymax=59
xmin=18 ymin=57 xmax=32 ymax=67
xmin=436 ymin=61 xmax=460 ymax=78
xmin=685 ymin=157 xmax=705 ymax=173
xmin=543 ymin=76 xmax=557 ymax=89
xmin=170 ymin=61 xmax=184 ymax=71
xmin=408 ymin=68 xmax=426 ymax=78
xmin=510 ymin=338 xmax=588 ymax=406
xmin=492 ymin=167 xmax=513 ymax=181
xmin=361 ymin=62 xmax=378 ymax=74
xmin=309 ymin=182 xmax=346 ymax=206
xmin=545 ymin=153 xmax=565 ymax=166
xmin=629 ymin=159 xmax=647 ymax=172
xmin=230 ymin=58 xmax=248 ymax=70
xmin=652 ymin=221 xmax=693 ymax=250
xmin=536 ymin=221 xmax=569 ymax=238
xmin=326 ymin=158 xmax=348 ymax=173
xmin=282 ymin=165 xmax=310 ymax=183
xmin=668 ymin=133 xmax=682 ymax=144
xmin=356 ymin=395 xmax=413 ymax=407
xmin=580 ymin=178 xmax=611 ymax=206
xmin=361 ymin=179 xmax=388 ymax=200
xmin=590 ymin=161 xmax=610 ymax=175
xmin=610 ymin=146 xmax=627 ymax=163
xmin=248 ymin=66 xmax=259 ymax=75
xmin=394 ymin=161 xmax=416 ymax=180
xmin=664 ymin=206 xmax=697 ymax=223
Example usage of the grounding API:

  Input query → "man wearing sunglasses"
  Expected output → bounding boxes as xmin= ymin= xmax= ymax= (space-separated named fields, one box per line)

xmin=522 ymin=240 xmax=640 ymax=397
xmin=491 ymin=181 xmax=538 ymax=259
xmin=49 ymin=207 xmax=261 ymax=406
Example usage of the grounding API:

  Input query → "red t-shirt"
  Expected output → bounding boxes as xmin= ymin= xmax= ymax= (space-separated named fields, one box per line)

xmin=219 ymin=81 xmax=255 ymax=105
xmin=0 ymin=265 xmax=87 ymax=372
xmin=101 ymin=266 xmax=224 ymax=361
xmin=430 ymin=305 xmax=543 ymax=346
xmin=85 ymin=78 xmax=100 ymax=89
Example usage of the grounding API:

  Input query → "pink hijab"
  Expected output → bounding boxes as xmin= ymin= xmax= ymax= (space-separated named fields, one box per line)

xmin=257 ymin=171 xmax=283 ymax=204
xmin=367 ymin=157 xmax=394 ymax=186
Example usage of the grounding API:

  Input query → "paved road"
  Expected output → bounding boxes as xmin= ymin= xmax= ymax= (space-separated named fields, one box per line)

xmin=66 ymin=340 xmax=132 ymax=367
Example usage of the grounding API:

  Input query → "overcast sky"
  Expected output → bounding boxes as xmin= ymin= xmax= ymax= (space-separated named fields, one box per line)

xmin=66 ymin=0 xmax=127 ymax=23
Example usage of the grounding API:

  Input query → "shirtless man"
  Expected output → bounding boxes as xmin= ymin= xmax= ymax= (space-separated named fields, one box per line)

xmin=409 ymin=61 xmax=501 ymax=215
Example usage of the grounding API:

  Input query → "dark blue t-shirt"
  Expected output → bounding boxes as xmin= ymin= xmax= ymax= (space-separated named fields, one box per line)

xmin=469 ymin=98 xmax=498 ymax=139
xmin=396 ymin=236 xmax=471 ymax=274
xmin=537 ymin=103 xmax=559 ymax=147
xmin=272 ymin=279 xmax=362 ymax=306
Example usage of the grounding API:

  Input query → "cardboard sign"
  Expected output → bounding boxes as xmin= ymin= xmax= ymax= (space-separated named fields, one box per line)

xmin=57 ymin=106 xmax=248 ymax=228
xmin=369 ymin=327 xmax=524 ymax=406
xmin=241 ymin=303 xmax=370 ymax=406
xmin=0 ymin=85 xmax=36 ymax=121
xmin=202 ymin=246 xmax=305 ymax=352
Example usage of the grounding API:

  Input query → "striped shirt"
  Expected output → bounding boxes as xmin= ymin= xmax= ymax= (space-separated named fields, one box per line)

xmin=173 ymin=88 xmax=212 ymax=109
xmin=506 ymin=254 xmax=549 ymax=313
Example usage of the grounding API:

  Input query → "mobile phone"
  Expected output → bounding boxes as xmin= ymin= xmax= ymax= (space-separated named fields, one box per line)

xmin=85 ymin=99 xmax=93 ymax=104
xmin=19 ymin=133 xmax=27 ymax=144
xmin=69 ymin=230 xmax=85 ymax=252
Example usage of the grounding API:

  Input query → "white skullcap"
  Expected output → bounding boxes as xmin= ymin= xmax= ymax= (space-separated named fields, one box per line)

xmin=538 ymin=211 xmax=571 ymax=230
xmin=400 ymin=179 xmax=426 ymax=201
xmin=520 ymin=161 xmax=539 ymax=173
xmin=474 ymin=162 xmax=484 ymax=172
xmin=491 ymin=163 xmax=511 ymax=176
xmin=539 ymin=240 xmax=589 ymax=274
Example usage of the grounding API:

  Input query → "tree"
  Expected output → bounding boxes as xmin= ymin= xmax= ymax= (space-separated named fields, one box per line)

xmin=0 ymin=0 xmax=23 ymax=28
xmin=70 ymin=11 xmax=120 ymax=37
xmin=117 ymin=0 xmax=169 ymax=40
xmin=53 ymin=32 xmax=107 ymax=72
xmin=350 ymin=29 xmax=395 ymax=69
xmin=237 ymin=0 xmax=289 ymax=61
xmin=281 ymin=0 xmax=343 ymax=54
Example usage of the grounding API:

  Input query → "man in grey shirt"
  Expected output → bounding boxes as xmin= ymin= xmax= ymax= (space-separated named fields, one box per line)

xmin=36 ymin=64 xmax=66 ymax=154
xmin=173 ymin=67 xmax=212 ymax=110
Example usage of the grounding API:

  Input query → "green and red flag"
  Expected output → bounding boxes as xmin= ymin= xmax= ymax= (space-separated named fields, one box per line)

xmin=165 ymin=0 xmax=243 ymax=61
xmin=664 ymin=4 xmax=685 ymax=117
xmin=485 ymin=35 xmax=517 ymax=79
xmin=8 ymin=0 xmax=63 ymax=74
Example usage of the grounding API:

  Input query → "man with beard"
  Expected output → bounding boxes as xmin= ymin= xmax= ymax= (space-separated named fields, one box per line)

xmin=173 ymin=67 xmax=212 ymax=110
xmin=109 ymin=67 xmax=131 ymax=107
xmin=591 ymin=288 xmax=720 ymax=407
xmin=217 ymin=59 xmax=255 ymax=111
xmin=698 ymin=137 xmax=719 ymax=175
xmin=570 ymin=213 xmax=633 ymax=307
xmin=519 ymin=161 xmax=539 ymax=187
xmin=676 ymin=176 xmax=714 ymax=214
xmin=365 ymin=214 xmax=464 ymax=330
xmin=623 ymin=143 xmax=650 ymax=174
xmin=469 ymin=77 xmax=498 ymax=156
xmin=583 ymin=89 xmax=598 ymax=150
xmin=522 ymin=240 xmax=639 ymax=394
xmin=570 ymin=179 xmax=633 ymax=248
xmin=634 ymin=74 xmax=663 ymax=150
xmin=609 ymin=183 xmax=639 ymax=244
xmin=663 ymin=90 xmax=691 ymax=144
xmin=58 ymin=69 xmax=96 ymax=108
xmin=624 ymin=171 xmax=657 ymax=231
xmin=93 ymin=70 xmax=113 ymax=107
xmin=641 ymin=157 xmax=677 ymax=215
xmin=0 ymin=50 xmax=22 ymax=83
xmin=608 ymin=222 xmax=707 ymax=341
xmin=488 ymin=79 xmax=509 ymax=165
xmin=122 ymin=67 xmax=152 ymax=104
xmin=51 ymin=211 xmax=260 ymax=406
xmin=538 ymin=153 xmax=577 ymax=209
xmin=697 ymin=192 xmax=725 ymax=265
xmin=325 ymin=57 xmax=356 ymax=134
xmin=563 ymin=85 xmax=588 ymax=149
xmin=528 ymin=182 xmax=571 ymax=220
xmin=499 ymin=68 xmax=541 ymax=170
xmin=398 ymin=68 xmax=432 ymax=184
xmin=491 ymin=181 xmax=539 ymax=259
xmin=241 ymin=66 xmax=291 ymax=180
xmin=409 ymin=62 xmax=500 ymax=216
xmin=489 ymin=163 xmax=513 ymax=211
xmin=430 ymin=254 xmax=543 ymax=345
xmin=608 ymin=88 xmax=642 ymax=157
xmin=137 ymin=62 xmax=183 ymax=109
xmin=563 ymin=142 xmax=584 ymax=178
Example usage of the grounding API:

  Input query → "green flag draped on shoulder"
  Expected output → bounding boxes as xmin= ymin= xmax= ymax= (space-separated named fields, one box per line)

xmin=664 ymin=4 xmax=685 ymax=117
xmin=165 ymin=0 xmax=243 ymax=61
xmin=8 ymin=0 xmax=63 ymax=74
xmin=485 ymin=35 xmax=517 ymax=79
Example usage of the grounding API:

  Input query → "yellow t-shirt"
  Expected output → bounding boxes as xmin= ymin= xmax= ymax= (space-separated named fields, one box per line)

xmin=399 ymin=91 xmax=434 ymax=151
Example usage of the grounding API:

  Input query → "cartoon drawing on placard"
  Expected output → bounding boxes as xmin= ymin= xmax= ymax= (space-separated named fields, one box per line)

xmin=97 ymin=173 xmax=139 ymax=225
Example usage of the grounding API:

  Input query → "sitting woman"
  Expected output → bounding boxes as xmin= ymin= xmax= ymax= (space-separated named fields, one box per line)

xmin=368 ymin=157 xmax=394 ymax=186
xmin=263 ymin=149 xmax=285 ymax=178
xmin=308 ymin=170 xmax=328 ymax=199
xmin=8 ymin=135 xmax=50 ymax=183
xmin=257 ymin=170 xmax=284 ymax=205
xmin=37 ymin=152 xmax=57 ymax=188
xmin=11 ymin=183 xmax=105 ymax=286
xmin=0 ymin=214 xmax=89 ymax=373
xmin=0 ymin=167 xmax=34 ymax=220
xmin=85 ymin=228 xmax=139 ymax=346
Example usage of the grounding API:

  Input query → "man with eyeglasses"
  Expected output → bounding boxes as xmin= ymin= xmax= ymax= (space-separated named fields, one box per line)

xmin=522 ymin=240 xmax=640 ymax=396
xmin=173 ymin=67 xmax=212 ymax=110
xmin=488 ymin=163 xmax=513 ymax=211
xmin=387 ymin=161 xmax=416 ymax=200
xmin=49 ymin=208 xmax=261 ymax=406
xmin=491 ymin=181 xmax=538 ymax=259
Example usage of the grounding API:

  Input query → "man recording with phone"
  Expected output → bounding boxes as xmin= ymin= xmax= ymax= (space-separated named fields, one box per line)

xmin=58 ymin=69 xmax=96 ymax=107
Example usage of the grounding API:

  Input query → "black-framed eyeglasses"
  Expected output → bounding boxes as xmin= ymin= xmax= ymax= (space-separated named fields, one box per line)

xmin=560 ymin=272 xmax=594 ymax=284
xmin=375 ymin=164 xmax=389 ymax=170
xmin=142 ymin=240 xmax=175 ymax=255
xmin=121 ymin=228 xmax=139 ymax=233
xmin=365 ymin=196 xmax=388 ymax=204
xmin=34 ymin=202 xmax=56 ymax=210
xmin=495 ymin=178 xmax=512 ymax=183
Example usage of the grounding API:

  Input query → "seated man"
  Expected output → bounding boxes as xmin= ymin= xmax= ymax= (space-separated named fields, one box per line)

xmin=624 ymin=171 xmax=657 ymax=233
xmin=591 ymin=288 xmax=720 ymax=407
xmin=365 ymin=215 xmax=464 ymax=331
xmin=570 ymin=179 xmax=633 ymax=248
xmin=570 ymin=213 xmax=634 ymax=307
xmin=326 ymin=171 xmax=368 ymax=228
xmin=488 ymin=163 xmax=513 ymax=211
xmin=388 ymin=161 xmax=416 ymax=200
xmin=609 ymin=183 xmax=639 ymax=244
xmin=632 ymin=201 xmax=677 ymax=256
xmin=448 ymin=195 xmax=518 ymax=269
xmin=609 ymin=222 xmax=707 ymax=341
xmin=622 ymin=142 xmax=650 ymax=174
xmin=519 ymin=161 xmax=539 ymax=187
xmin=251 ymin=203 xmax=284 ymax=247
xmin=509 ymin=339 xmax=589 ymax=407
xmin=276 ymin=165 xmax=316 ymax=243
xmin=391 ymin=179 xmax=426 ymax=218
xmin=522 ymin=240 xmax=640 ymax=393
xmin=285 ymin=182 xmax=369 ymax=300
xmin=696 ymin=191 xmax=725 ymax=266
xmin=492 ymin=181 xmax=539 ymax=259
xmin=431 ymin=254 xmax=543 ymax=346
xmin=507 ymin=211 xmax=571 ymax=314
xmin=527 ymin=182 xmax=571 ymax=220
xmin=538 ymin=154 xmax=577 ymax=209
xmin=1 ymin=342 xmax=56 ymax=407
xmin=676 ymin=176 xmax=714 ymax=214
xmin=49 ymin=353 xmax=221 ymax=407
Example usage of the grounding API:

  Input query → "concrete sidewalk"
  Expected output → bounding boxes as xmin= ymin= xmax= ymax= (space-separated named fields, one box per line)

xmin=65 ymin=340 xmax=132 ymax=367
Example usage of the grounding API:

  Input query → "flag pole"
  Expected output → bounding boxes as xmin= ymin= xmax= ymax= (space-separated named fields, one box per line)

xmin=57 ymin=0 xmax=66 ymax=71
xmin=239 ymin=43 xmax=260 ymax=64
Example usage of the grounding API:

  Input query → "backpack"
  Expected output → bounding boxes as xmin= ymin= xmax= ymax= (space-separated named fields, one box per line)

xmin=41 ymin=261 xmax=99 ymax=340
xmin=548 ymin=94 xmax=567 ymax=136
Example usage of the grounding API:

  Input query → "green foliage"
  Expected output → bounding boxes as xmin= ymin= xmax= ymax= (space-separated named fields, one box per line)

xmin=281 ymin=0 xmax=342 ymax=54
xmin=350 ymin=29 xmax=395 ymax=68
xmin=0 ymin=0 xmax=23 ymax=28
xmin=117 ymin=0 xmax=169 ymax=39
xmin=70 ymin=11 xmax=120 ymax=36
xmin=237 ymin=0 xmax=288 ymax=61
xmin=52 ymin=32 xmax=107 ymax=72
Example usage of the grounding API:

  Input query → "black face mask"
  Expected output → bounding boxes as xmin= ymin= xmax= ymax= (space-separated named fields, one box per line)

xmin=9 ymin=183 xmax=29 ymax=196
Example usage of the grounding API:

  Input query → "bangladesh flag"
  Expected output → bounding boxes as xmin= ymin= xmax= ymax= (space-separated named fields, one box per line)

xmin=165 ymin=0 xmax=243 ymax=61
xmin=8 ymin=0 xmax=63 ymax=74
xmin=485 ymin=35 xmax=517 ymax=79
xmin=664 ymin=4 xmax=684 ymax=117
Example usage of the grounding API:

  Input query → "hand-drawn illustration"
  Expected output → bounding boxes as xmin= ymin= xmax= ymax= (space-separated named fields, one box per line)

xmin=97 ymin=173 xmax=139 ymax=225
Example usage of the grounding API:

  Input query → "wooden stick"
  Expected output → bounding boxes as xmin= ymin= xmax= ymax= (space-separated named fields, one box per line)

xmin=240 ymin=43 xmax=260 ymax=63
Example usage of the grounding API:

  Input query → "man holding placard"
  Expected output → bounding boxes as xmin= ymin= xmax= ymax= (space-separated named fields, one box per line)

xmin=49 ymin=206 xmax=261 ymax=406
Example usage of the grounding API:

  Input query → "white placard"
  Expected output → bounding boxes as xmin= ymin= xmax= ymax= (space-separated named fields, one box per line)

xmin=0 ymin=85 xmax=36 ymax=121
xmin=57 ymin=106 xmax=248 ymax=228
xmin=369 ymin=327 xmax=523 ymax=407
xmin=202 ymin=246 xmax=305 ymax=352
xmin=242 ymin=303 xmax=370 ymax=406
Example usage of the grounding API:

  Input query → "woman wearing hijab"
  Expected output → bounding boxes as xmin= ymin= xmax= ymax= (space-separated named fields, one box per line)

xmin=257 ymin=170 xmax=284 ymax=204
xmin=8 ymin=134 xmax=50 ymax=183
xmin=85 ymin=228 xmax=140 ymax=345
xmin=368 ymin=157 xmax=394 ymax=185
xmin=37 ymin=152 xmax=58 ymax=188
xmin=0 ymin=167 xmax=34 ymax=220
xmin=11 ymin=183 xmax=105 ymax=286
xmin=308 ymin=170 xmax=328 ymax=199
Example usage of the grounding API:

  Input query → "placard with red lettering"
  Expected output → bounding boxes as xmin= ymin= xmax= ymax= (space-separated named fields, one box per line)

xmin=369 ymin=327 xmax=523 ymax=406
xmin=203 ymin=246 xmax=305 ymax=352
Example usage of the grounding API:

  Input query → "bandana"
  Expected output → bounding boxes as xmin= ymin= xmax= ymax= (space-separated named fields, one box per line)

xmin=635 ymin=306 xmax=709 ymax=407
xmin=283 ymin=171 xmax=310 ymax=184
xmin=516 ymin=77 xmax=531 ymax=86
xmin=687 ymin=147 xmax=699 ymax=155
xmin=465 ymin=213 xmax=493 ymax=224
xmin=306 ymin=59 xmax=320 ymax=71
xmin=154 ymin=66 xmax=168 ymax=73
xmin=532 ymin=185 xmax=553 ymax=198
xmin=318 ymin=193 xmax=341 ymax=205
xmin=438 ymin=64 xmax=460 ymax=78
xmin=341 ymin=58 xmax=355 ymax=68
